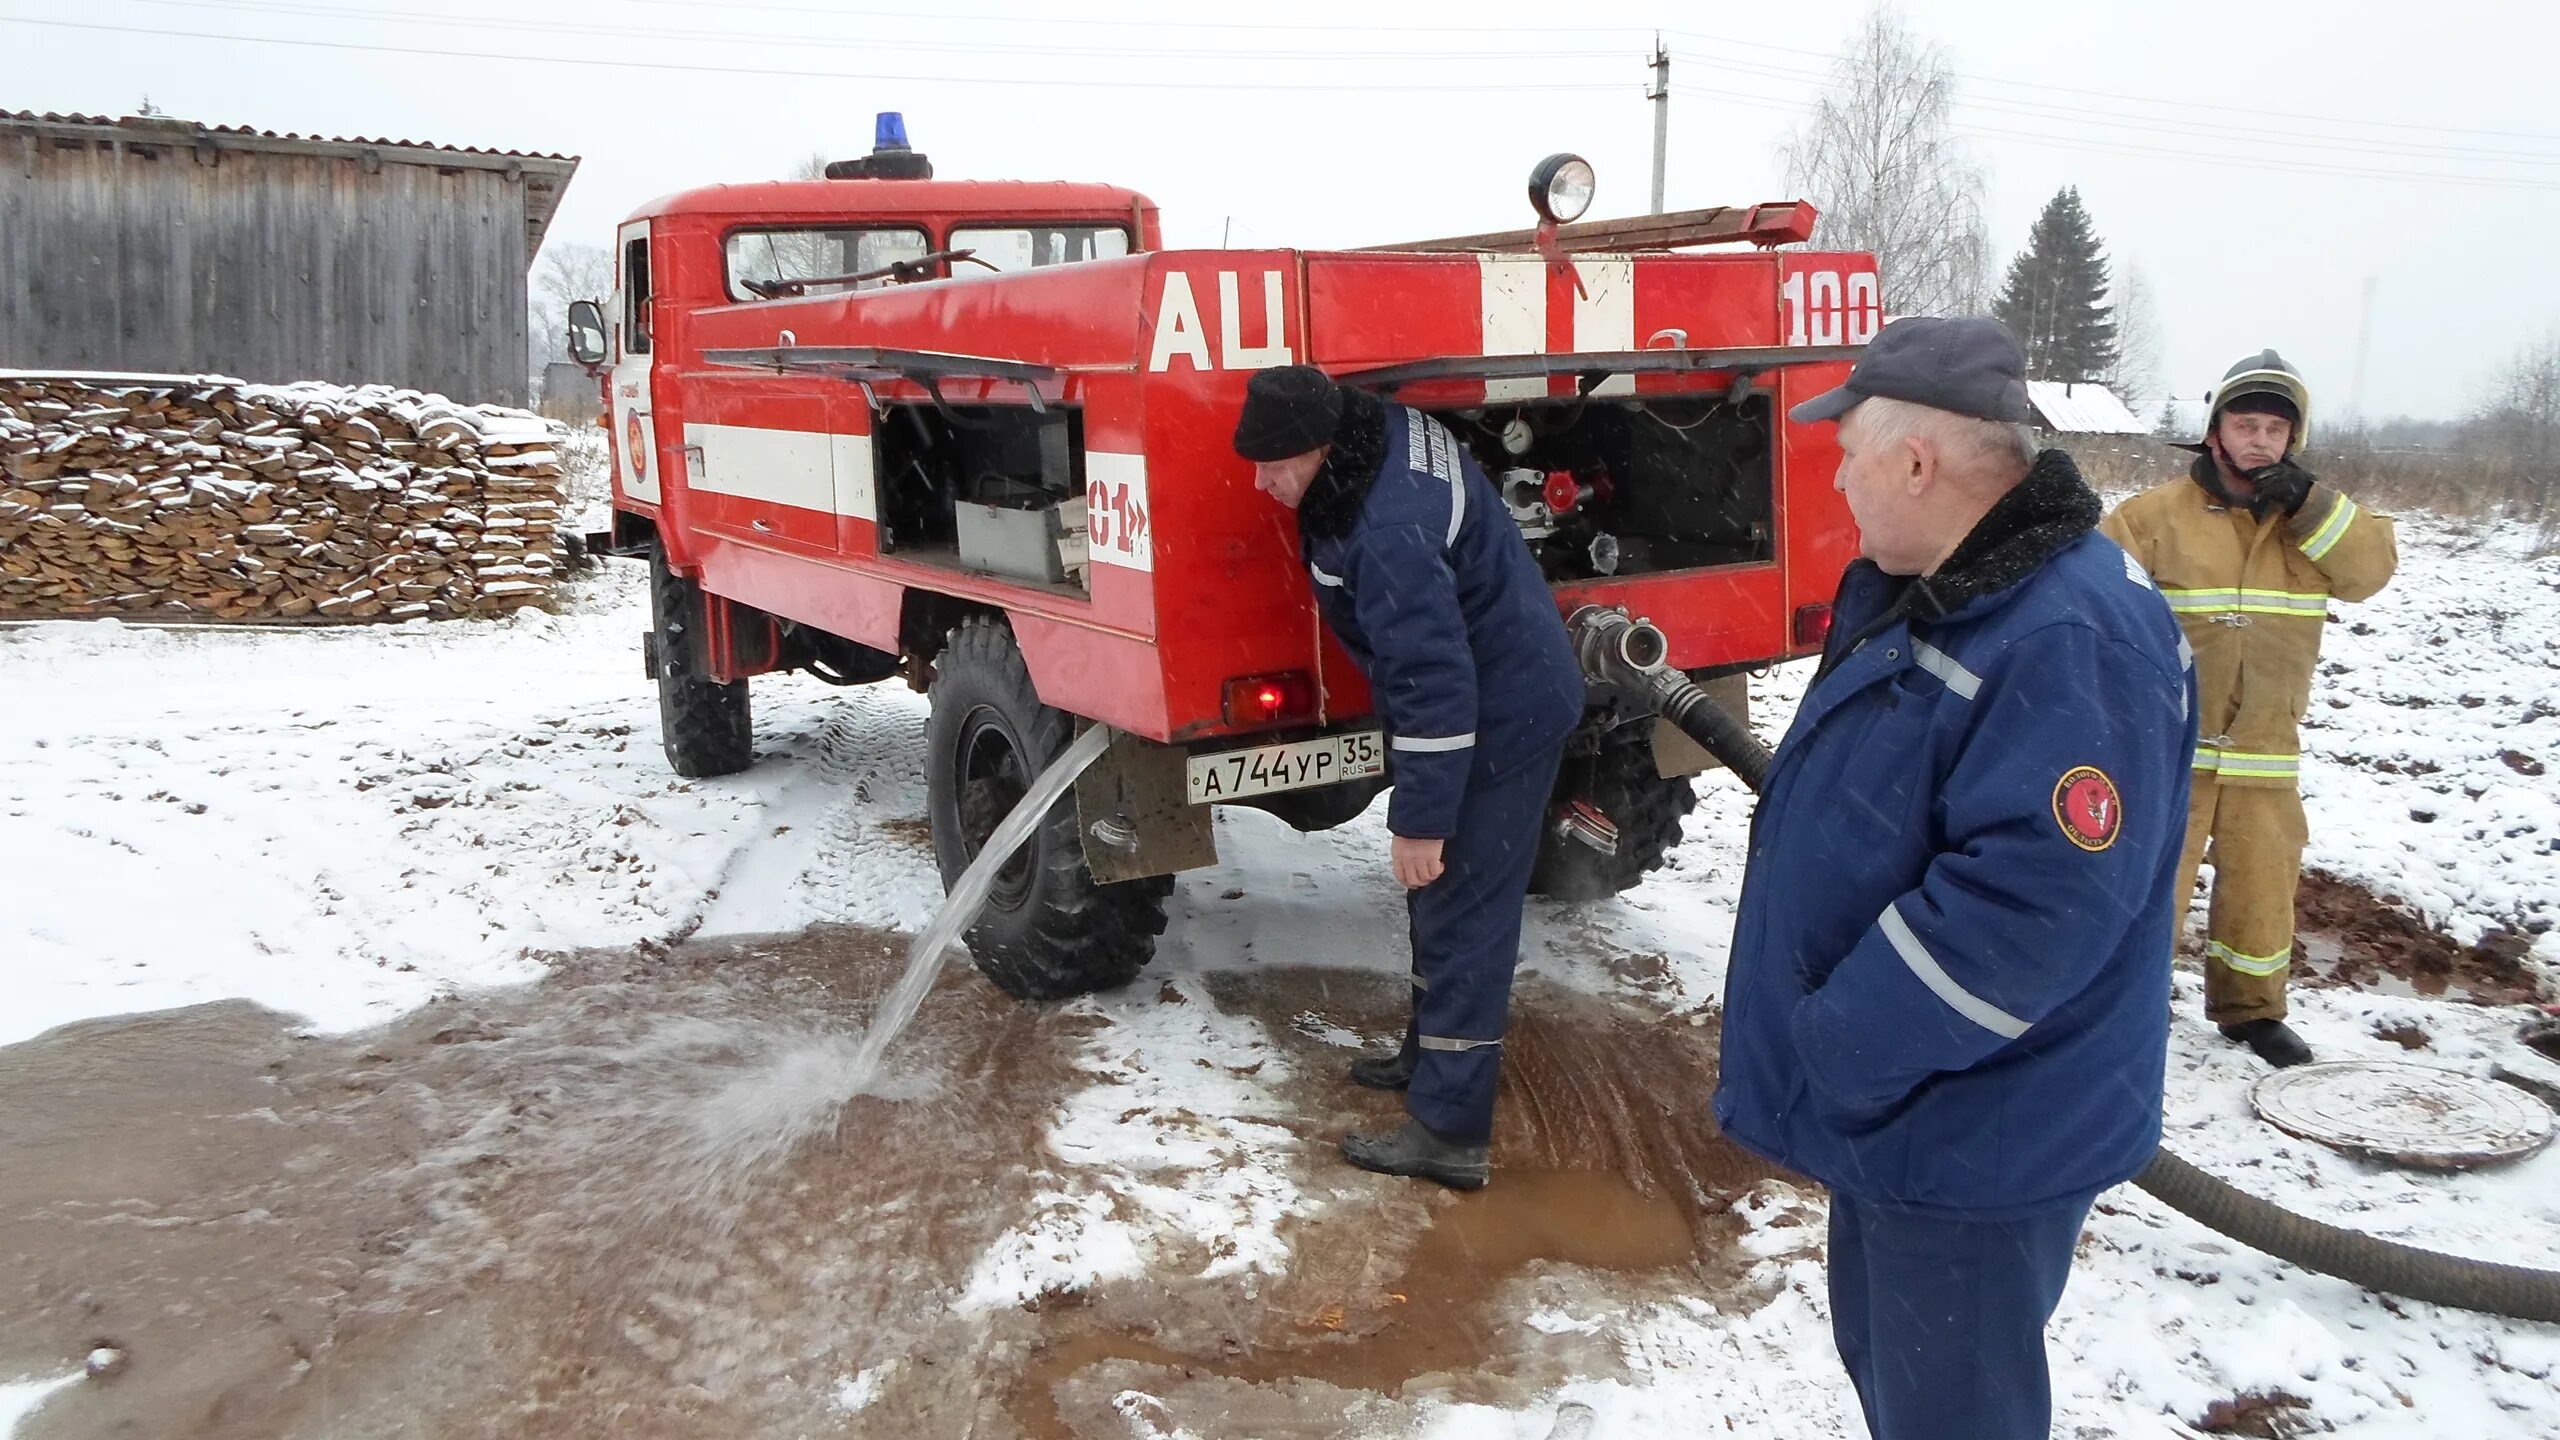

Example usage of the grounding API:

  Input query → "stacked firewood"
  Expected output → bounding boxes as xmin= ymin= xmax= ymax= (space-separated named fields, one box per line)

xmin=0 ymin=375 xmax=566 ymax=621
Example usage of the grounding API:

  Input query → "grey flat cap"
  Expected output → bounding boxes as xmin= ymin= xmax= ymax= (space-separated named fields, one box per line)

xmin=1790 ymin=316 xmax=2036 ymax=426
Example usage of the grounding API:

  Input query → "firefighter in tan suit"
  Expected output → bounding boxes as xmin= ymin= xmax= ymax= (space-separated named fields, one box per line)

xmin=2101 ymin=352 xmax=2396 ymax=1066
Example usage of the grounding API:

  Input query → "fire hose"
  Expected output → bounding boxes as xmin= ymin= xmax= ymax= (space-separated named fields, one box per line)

xmin=1565 ymin=606 xmax=2560 ymax=1324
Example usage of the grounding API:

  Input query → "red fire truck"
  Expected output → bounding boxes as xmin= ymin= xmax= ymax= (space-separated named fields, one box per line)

xmin=568 ymin=117 xmax=1877 ymax=1001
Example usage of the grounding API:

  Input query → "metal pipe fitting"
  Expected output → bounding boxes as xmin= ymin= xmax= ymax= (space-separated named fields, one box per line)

xmin=1566 ymin=604 xmax=1671 ymax=689
xmin=1565 ymin=604 xmax=1771 ymax=792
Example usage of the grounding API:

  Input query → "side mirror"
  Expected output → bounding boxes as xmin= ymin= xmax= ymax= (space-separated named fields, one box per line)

xmin=566 ymin=299 xmax=608 ymax=368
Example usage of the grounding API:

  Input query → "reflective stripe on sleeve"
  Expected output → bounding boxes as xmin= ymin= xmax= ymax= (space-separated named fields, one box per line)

xmin=1392 ymin=732 xmax=1477 ymax=753
xmin=1879 ymin=903 xmax=2030 ymax=1040
xmin=1418 ymin=1034 xmax=1500 ymax=1052
xmin=1308 ymin=563 xmax=1344 ymax=588
xmin=1440 ymin=443 xmax=1466 ymax=545
xmin=2300 ymin=494 xmax=2360 ymax=562
xmin=1910 ymin=640 xmax=1982 ymax=700
xmin=1407 ymin=412 xmax=1467 ymax=544
xmin=2208 ymin=938 xmax=2292 ymax=977
xmin=2195 ymin=747 xmax=2299 ymax=780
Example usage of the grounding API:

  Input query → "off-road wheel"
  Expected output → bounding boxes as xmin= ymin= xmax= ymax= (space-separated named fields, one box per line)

xmin=1526 ymin=722 xmax=1698 ymax=901
xmin=925 ymin=616 xmax=1171 ymax=1000
xmin=650 ymin=545 xmax=754 ymax=778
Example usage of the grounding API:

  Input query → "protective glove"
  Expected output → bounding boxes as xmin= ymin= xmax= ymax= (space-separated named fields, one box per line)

xmin=2243 ymin=458 xmax=2315 ymax=519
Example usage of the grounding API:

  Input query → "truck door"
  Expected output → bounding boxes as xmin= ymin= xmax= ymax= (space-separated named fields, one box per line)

xmin=682 ymin=384 xmax=843 ymax=559
xmin=610 ymin=220 xmax=661 ymax=509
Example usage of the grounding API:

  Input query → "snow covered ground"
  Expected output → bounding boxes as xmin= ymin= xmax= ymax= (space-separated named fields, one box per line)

xmin=2 ymin=513 xmax=2555 ymax=1436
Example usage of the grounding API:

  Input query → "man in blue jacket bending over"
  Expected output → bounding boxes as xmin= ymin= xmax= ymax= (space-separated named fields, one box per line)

xmin=1716 ymin=318 xmax=2192 ymax=1440
xmin=1233 ymin=365 xmax=1585 ymax=1190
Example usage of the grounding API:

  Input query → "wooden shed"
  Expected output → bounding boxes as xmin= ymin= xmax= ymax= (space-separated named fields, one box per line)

xmin=0 ymin=111 xmax=579 ymax=407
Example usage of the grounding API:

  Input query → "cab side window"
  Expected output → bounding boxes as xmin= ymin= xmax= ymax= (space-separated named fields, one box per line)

xmin=623 ymin=237 xmax=652 ymax=355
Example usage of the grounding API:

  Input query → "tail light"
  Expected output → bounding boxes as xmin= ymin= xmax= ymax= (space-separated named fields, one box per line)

xmin=1792 ymin=603 xmax=1834 ymax=650
xmin=1222 ymin=671 xmax=1317 ymax=727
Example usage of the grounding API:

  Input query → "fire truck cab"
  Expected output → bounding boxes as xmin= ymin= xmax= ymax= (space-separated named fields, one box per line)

xmin=571 ymin=116 xmax=1878 ymax=1001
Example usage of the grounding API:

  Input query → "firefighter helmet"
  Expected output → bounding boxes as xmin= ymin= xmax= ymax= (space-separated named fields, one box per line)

xmin=2200 ymin=349 xmax=2312 ymax=452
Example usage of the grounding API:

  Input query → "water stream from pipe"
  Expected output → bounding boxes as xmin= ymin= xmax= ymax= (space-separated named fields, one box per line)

xmin=681 ymin=723 xmax=1118 ymax=1180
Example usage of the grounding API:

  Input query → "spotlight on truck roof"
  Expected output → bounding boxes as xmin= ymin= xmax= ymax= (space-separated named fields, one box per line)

xmin=1528 ymin=153 xmax=1595 ymax=226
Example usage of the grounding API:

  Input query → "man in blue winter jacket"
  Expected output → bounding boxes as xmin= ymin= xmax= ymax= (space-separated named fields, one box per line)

xmin=1232 ymin=365 xmax=1585 ymax=1191
xmin=1717 ymin=318 xmax=2193 ymax=1440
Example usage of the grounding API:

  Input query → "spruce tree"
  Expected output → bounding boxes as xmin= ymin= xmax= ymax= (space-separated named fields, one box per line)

xmin=1993 ymin=188 xmax=2120 ymax=384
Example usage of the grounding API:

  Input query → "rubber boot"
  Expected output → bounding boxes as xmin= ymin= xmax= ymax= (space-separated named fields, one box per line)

xmin=1348 ymin=1047 xmax=1416 ymax=1091
xmin=2220 ymin=1018 xmax=2314 ymax=1068
xmin=1340 ymin=1119 xmax=1490 ymax=1191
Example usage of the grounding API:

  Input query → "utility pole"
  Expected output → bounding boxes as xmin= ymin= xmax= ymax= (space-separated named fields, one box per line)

xmin=1647 ymin=36 xmax=1669 ymax=215
xmin=2349 ymin=275 xmax=2379 ymax=422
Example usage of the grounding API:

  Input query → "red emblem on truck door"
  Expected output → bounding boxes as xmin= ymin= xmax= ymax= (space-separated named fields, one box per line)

xmin=2053 ymin=766 xmax=2122 ymax=852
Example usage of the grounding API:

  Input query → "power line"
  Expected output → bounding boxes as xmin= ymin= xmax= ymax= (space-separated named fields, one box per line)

xmin=0 ymin=15 xmax=1631 ymax=92
xmin=101 ymin=0 xmax=1638 ymax=63
xmin=27 ymin=1 xmax=2556 ymax=169
xmin=1663 ymin=24 xmax=2560 ymax=145
xmin=606 ymin=0 xmax=1656 ymax=39
xmin=1672 ymin=52 xmax=2559 ymax=166
xmin=1948 ymin=120 xmax=2560 ymax=192
xmin=1673 ymin=83 xmax=2560 ymax=193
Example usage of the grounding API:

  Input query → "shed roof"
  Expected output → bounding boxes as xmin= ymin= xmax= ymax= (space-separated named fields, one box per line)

xmin=1 ymin=111 xmax=580 ymax=261
xmin=2025 ymin=380 xmax=2147 ymax=435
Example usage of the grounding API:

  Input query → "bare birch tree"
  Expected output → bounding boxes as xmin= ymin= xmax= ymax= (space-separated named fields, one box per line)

xmin=1781 ymin=8 xmax=1992 ymax=318
xmin=2109 ymin=263 xmax=2165 ymax=409
xmin=526 ymin=241 xmax=615 ymax=383
xmin=536 ymin=241 xmax=614 ymax=316
xmin=2465 ymin=330 xmax=2560 ymax=537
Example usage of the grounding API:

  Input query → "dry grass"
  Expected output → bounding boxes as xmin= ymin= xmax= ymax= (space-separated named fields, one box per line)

xmin=2055 ymin=433 xmax=2554 ymax=552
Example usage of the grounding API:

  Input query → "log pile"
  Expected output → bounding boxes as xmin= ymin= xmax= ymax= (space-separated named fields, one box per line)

xmin=0 ymin=374 xmax=566 ymax=622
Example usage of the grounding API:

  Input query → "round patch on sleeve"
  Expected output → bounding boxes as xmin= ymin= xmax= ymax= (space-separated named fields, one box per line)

xmin=2053 ymin=766 xmax=2122 ymax=852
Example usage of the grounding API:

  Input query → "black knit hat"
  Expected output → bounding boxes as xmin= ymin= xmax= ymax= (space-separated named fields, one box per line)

xmin=1233 ymin=365 xmax=1345 ymax=462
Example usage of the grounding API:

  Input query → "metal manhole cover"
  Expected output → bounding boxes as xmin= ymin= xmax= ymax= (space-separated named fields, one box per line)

xmin=2251 ymin=1061 xmax=2556 ymax=1170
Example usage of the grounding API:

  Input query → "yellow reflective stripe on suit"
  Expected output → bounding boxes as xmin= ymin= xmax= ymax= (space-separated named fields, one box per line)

xmin=2193 ymin=745 xmax=2300 ymax=780
xmin=2158 ymin=587 xmax=2329 ymax=618
xmin=2300 ymin=494 xmax=2361 ymax=562
xmin=2208 ymin=938 xmax=2291 ymax=977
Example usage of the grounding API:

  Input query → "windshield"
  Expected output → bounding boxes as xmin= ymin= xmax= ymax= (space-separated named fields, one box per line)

xmin=723 ymin=226 xmax=932 ymax=300
xmin=949 ymin=225 xmax=1131 ymax=274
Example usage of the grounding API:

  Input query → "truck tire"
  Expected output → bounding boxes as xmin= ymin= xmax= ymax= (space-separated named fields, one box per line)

xmin=651 ymin=546 xmax=754 ymax=778
xmin=925 ymin=616 xmax=1171 ymax=1000
xmin=1527 ymin=722 xmax=1697 ymax=902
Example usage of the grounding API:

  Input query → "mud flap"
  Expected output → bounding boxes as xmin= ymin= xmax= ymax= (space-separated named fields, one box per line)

xmin=1652 ymin=673 xmax=1750 ymax=777
xmin=703 ymin=594 xmax=783 ymax=682
xmin=1073 ymin=728 xmax=1218 ymax=882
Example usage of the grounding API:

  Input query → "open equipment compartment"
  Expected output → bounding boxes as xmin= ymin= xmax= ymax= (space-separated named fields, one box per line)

xmin=1434 ymin=391 xmax=1775 ymax=583
xmin=873 ymin=401 xmax=1092 ymax=590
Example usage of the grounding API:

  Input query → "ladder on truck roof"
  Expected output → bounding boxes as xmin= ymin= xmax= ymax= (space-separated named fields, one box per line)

xmin=702 ymin=345 xmax=1065 ymax=414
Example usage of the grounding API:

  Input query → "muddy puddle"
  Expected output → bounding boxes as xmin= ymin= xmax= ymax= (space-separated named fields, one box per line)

xmin=2292 ymin=869 xmax=2548 ymax=1006
xmin=1 ymin=938 xmax=1773 ymax=1438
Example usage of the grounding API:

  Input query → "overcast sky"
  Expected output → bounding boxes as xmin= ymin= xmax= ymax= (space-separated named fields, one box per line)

xmin=9 ymin=0 xmax=2555 ymax=422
